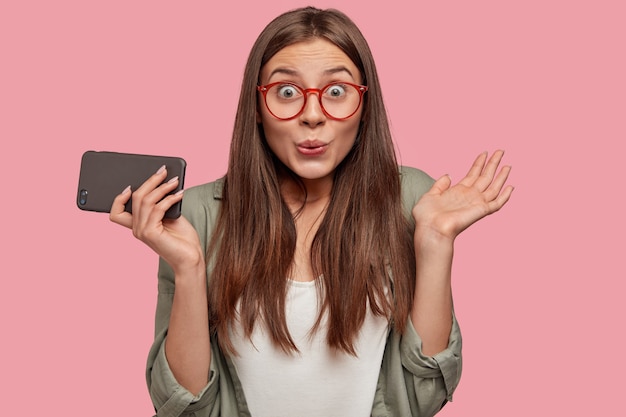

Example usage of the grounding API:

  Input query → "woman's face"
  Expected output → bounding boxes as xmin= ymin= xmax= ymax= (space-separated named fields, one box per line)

xmin=258 ymin=38 xmax=363 ymax=184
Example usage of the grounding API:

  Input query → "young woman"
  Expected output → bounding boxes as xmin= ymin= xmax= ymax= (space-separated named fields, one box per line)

xmin=110 ymin=7 xmax=513 ymax=417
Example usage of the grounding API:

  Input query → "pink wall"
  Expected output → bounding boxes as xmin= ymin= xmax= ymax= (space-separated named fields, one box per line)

xmin=2 ymin=0 xmax=624 ymax=415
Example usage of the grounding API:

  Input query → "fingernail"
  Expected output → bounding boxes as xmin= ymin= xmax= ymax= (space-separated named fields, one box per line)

xmin=156 ymin=165 xmax=166 ymax=174
xmin=121 ymin=185 xmax=131 ymax=194
xmin=167 ymin=176 xmax=179 ymax=184
xmin=174 ymin=189 xmax=184 ymax=197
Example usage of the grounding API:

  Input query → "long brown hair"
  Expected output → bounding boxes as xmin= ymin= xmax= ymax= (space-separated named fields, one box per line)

xmin=207 ymin=7 xmax=416 ymax=355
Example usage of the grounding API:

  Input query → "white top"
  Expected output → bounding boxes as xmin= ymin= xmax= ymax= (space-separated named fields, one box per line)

xmin=229 ymin=279 xmax=389 ymax=417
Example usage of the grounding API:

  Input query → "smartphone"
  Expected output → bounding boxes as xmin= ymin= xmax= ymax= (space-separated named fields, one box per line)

xmin=77 ymin=151 xmax=187 ymax=219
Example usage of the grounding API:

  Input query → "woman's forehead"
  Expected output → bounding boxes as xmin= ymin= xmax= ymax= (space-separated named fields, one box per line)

xmin=261 ymin=39 xmax=360 ymax=83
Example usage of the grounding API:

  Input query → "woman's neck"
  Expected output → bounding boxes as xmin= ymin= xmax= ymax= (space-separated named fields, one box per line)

xmin=280 ymin=174 xmax=332 ymax=282
xmin=280 ymin=174 xmax=333 ymax=208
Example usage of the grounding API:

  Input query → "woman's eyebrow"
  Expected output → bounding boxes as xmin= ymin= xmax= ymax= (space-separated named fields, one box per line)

xmin=267 ymin=68 xmax=299 ymax=80
xmin=323 ymin=66 xmax=354 ymax=78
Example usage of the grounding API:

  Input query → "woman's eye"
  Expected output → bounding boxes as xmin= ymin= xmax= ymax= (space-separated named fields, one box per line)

xmin=325 ymin=84 xmax=347 ymax=97
xmin=277 ymin=85 xmax=300 ymax=99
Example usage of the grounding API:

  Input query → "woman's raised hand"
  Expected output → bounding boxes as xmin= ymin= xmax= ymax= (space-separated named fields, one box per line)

xmin=412 ymin=150 xmax=514 ymax=243
xmin=109 ymin=166 xmax=204 ymax=273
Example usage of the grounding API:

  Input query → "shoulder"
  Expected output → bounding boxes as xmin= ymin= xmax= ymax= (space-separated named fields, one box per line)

xmin=399 ymin=166 xmax=434 ymax=214
xmin=399 ymin=166 xmax=434 ymax=188
xmin=179 ymin=177 xmax=224 ymax=245
xmin=181 ymin=177 xmax=224 ymax=211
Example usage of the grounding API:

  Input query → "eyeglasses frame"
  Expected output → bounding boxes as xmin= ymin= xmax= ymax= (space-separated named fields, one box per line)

xmin=257 ymin=81 xmax=368 ymax=121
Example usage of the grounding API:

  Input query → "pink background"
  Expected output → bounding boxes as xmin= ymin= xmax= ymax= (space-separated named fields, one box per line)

xmin=2 ymin=0 xmax=624 ymax=415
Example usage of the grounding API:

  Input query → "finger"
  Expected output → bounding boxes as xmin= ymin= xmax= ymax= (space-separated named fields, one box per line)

xmin=132 ymin=176 xmax=181 ymax=232
xmin=129 ymin=166 xmax=169 ymax=229
xmin=109 ymin=185 xmax=133 ymax=228
xmin=131 ymin=165 xmax=169 ymax=202
xmin=458 ymin=151 xmax=488 ymax=187
xmin=484 ymin=165 xmax=511 ymax=201
xmin=473 ymin=150 xmax=505 ymax=191
xmin=148 ymin=189 xmax=185 ymax=223
xmin=487 ymin=185 xmax=514 ymax=213
xmin=133 ymin=189 xmax=185 ymax=244
xmin=135 ymin=175 xmax=181 ymax=210
xmin=426 ymin=174 xmax=452 ymax=196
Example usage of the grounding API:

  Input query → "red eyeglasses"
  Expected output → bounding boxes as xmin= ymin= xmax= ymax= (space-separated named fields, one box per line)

xmin=257 ymin=81 xmax=368 ymax=121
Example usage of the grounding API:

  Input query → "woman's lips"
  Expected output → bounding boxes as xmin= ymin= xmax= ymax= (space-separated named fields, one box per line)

xmin=297 ymin=140 xmax=328 ymax=156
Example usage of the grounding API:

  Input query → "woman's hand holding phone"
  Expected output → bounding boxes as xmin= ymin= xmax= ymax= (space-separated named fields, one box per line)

xmin=109 ymin=166 xmax=205 ymax=275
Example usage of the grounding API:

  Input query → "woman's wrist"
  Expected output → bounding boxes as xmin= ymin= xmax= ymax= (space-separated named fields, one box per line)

xmin=414 ymin=225 xmax=455 ymax=253
xmin=171 ymin=255 xmax=206 ymax=282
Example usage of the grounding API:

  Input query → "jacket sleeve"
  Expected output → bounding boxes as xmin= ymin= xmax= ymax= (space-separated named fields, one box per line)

xmin=400 ymin=314 xmax=463 ymax=415
xmin=372 ymin=304 xmax=462 ymax=417
xmin=144 ymin=183 xmax=226 ymax=417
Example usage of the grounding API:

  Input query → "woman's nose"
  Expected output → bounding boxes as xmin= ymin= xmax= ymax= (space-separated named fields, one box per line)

xmin=299 ymin=91 xmax=326 ymax=126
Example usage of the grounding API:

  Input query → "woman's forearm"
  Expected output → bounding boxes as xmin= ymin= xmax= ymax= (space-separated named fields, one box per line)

xmin=410 ymin=232 xmax=454 ymax=357
xmin=165 ymin=264 xmax=212 ymax=396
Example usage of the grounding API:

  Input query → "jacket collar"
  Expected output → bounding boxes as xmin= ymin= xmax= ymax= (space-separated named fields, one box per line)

xmin=213 ymin=177 xmax=225 ymax=200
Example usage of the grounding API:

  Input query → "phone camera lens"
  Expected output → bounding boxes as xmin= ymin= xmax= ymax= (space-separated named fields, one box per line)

xmin=79 ymin=189 xmax=88 ymax=205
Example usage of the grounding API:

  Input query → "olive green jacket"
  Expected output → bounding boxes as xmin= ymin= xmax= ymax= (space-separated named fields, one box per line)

xmin=146 ymin=166 xmax=462 ymax=417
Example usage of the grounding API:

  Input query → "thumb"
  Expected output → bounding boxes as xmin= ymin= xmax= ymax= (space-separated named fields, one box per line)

xmin=428 ymin=174 xmax=452 ymax=195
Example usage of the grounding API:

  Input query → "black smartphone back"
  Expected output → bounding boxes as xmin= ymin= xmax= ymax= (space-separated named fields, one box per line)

xmin=77 ymin=151 xmax=187 ymax=219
